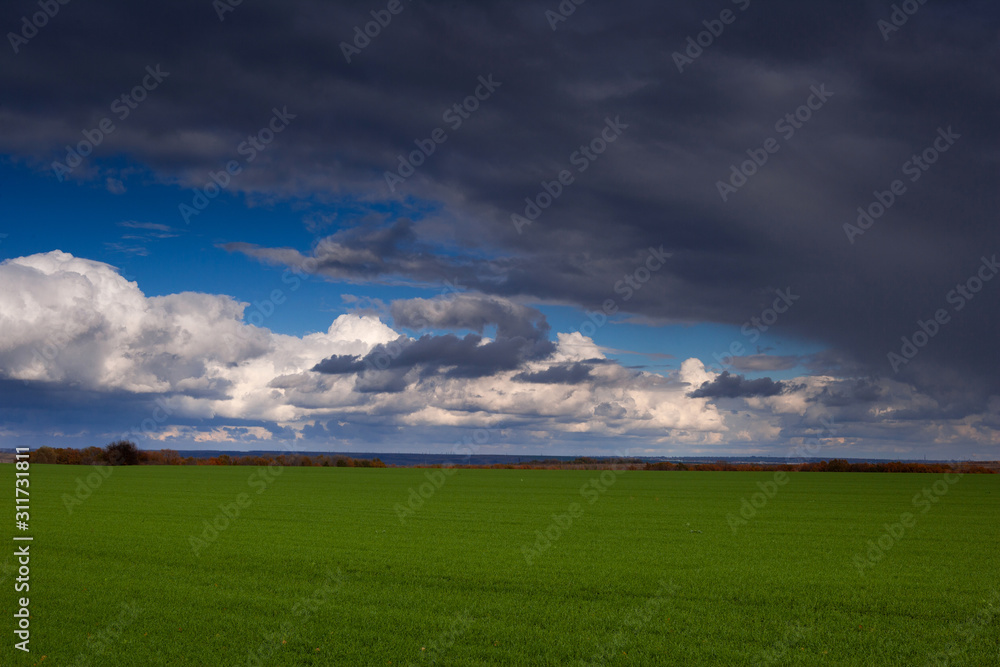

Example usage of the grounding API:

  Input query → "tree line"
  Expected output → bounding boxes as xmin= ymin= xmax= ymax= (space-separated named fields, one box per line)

xmin=23 ymin=444 xmax=995 ymax=473
xmin=417 ymin=458 xmax=996 ymax=473
xmin=28 ymin=442 xmax=386 ymax=467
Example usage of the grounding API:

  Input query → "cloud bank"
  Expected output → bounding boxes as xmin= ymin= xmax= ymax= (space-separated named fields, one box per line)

xmin=0 ymin=251 xmax=997 ymax=457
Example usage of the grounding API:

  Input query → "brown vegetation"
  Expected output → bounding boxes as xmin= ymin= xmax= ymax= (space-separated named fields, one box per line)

xmin=27 ymin=443 xmax=386 ymax=468
xmin=19 ymin=446 xmax=996 ymax=473
xmin=418 ymin=457 xmax=996 ymax=474
xmin=641 ymin=458 xmax=996 ymax=474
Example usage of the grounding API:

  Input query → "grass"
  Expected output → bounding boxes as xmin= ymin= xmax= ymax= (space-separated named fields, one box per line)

xmin=2 ymin=464 xmax=998 ymax=665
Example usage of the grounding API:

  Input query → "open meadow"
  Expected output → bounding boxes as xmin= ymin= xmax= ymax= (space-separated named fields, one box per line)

xmin=3 ymin=464 xmax=999 ymax=666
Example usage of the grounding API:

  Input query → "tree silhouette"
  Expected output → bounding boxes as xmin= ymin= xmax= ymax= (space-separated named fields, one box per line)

xmin=105 ymin=440 xmax=140 ymax=466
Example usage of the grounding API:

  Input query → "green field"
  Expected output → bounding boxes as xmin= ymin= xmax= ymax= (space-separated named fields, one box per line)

xmin=2 ymin=464 xmax=998 ymax=665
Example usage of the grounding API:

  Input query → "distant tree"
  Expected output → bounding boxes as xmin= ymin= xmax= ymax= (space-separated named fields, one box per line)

xmin=105 ymin=440 xmax=140 ymax=466
xmin=32 ymin=447 xmax=57 ymax=464
xmin=158 ymin=449 xmax=180 ymax=465
xmin=825 ymin=458 xmax=852 ymax=473
xmin=81 ymin=446 xmax=106 ymax=465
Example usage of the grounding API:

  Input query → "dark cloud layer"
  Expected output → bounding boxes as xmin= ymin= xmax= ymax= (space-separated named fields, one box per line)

xmin=3 ymin=0 xmax=999 ymax=418
xmin=390 ymin=293 xmax=551 ymax=341
xmin=313 ymin=294 xmax=555 ymax=389
xmin=810 ymin=378 xmax=884 ymax=407
xmin=688 ymin=371 xmax=787 ymax=399
xmin=514 ymin=362 xmax=593 ymax=385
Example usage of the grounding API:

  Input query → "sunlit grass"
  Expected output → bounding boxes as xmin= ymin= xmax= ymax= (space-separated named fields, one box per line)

xmin=3 ymin=465 xmax=998 ymax=665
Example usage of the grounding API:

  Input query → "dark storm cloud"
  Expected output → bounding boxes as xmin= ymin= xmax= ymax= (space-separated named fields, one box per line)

xmin=728 ymin=354 xmax=800 ymax=373
xmin=3 ymin=0 xmax=999 ymax=412
xmin=311 ymin=354 xmax=367 ymax=375
xmin=390 ymin=293 xmax=550 ymax=340
xmin=0 ymin=378 xmax=242 ymax=443
xmin=688 ymin=371 xmax=787 ymax=399
xmin=312 ymin=295 xmax=555 ymax=388
xmin=221 ymin=219 xmax=484 ymax=286
xmin=313 ymin=331 xmax=553 ymax=386
xmin=810 ymin=378 xmax=884 ymax=406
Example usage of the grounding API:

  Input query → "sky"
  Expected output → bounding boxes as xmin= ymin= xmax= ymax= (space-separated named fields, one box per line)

xmin=0 ymin=0 xmax=998 ymax=459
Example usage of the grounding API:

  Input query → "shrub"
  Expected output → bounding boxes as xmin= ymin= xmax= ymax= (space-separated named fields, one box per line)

xmin=105 ymin=440 xmax=140 ymax=466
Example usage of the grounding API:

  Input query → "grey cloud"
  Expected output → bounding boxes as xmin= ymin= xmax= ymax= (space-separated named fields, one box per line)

xmin=390 ymin=293 xmax=550 ymax=340
xmin=728 ymin=354 xmax=800 ymax=373
xmin=311 ymin=355 xmax=367 ymax=375
xmin=688 ymin=371 xmax=787 ymax=399
xmin=594 ymin=402 xmax=628 ymax=420
xmin=312 ymin=295 xmax=556 ymax=390
xmin=810 ymin=378 xmax=884 ymax=407
xmin=2 ymin=0 xmax=998 ymax=423
xmin=514 ymin=362 xmax=593 ymax=385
